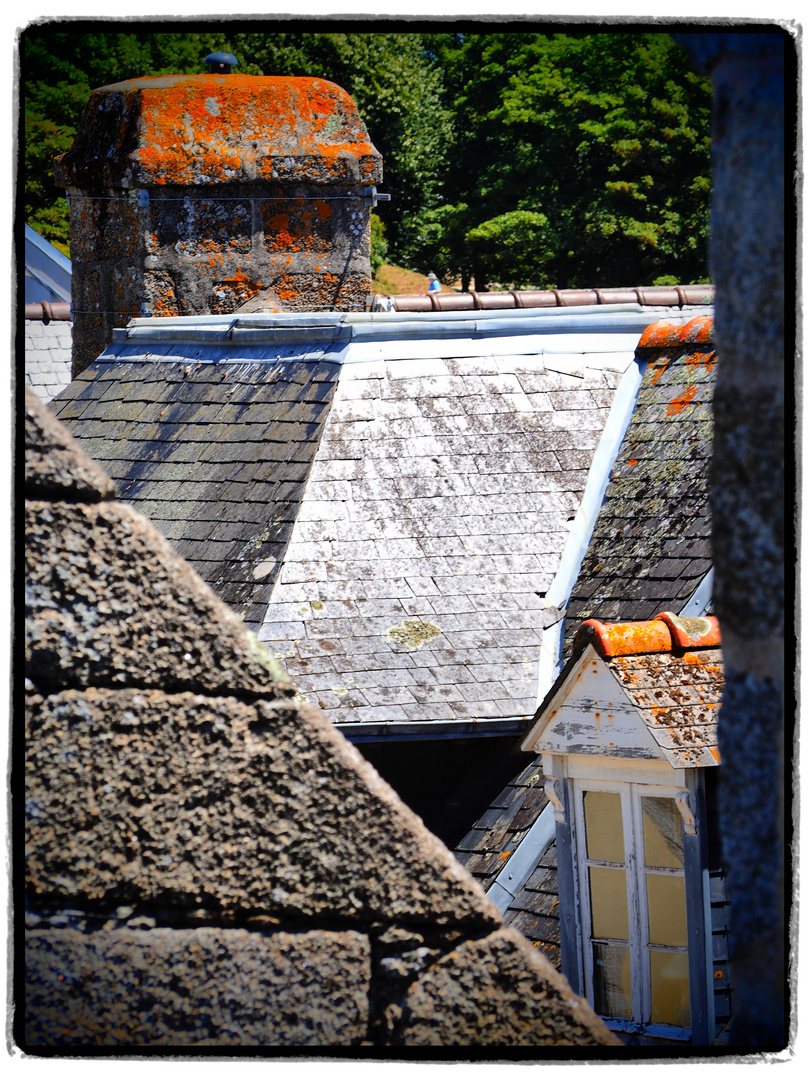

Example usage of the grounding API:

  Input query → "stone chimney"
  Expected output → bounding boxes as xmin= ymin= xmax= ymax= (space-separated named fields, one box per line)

xmin=55 ymin=71 xmax=383 ymax=376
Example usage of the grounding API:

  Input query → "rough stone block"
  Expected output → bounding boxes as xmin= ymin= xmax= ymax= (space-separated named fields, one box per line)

xmin=399 ymin=927 xmax=619 ymax=1046
xmin=24 ymin=498 xmax=292 ymax=695
xmin=25 ymin=388 xmax=116 ymax=502
xmin=25 ymin=926 xmax=370 ymax=1046
xmin=25 ymin=687 xmax=501 ymax=927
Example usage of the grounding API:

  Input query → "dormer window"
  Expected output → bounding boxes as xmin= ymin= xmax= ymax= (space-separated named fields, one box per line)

xmin=521 ymin=612 xmax=725 ymax=1044
xmin=577 ymin=782 xmax=690 ymax=1030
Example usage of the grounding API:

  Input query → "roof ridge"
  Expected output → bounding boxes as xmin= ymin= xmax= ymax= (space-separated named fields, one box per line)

xmin=573 ymin=612 xmax=721 ymax=658
xmin=637 ymin=314 xmax=715 ymax=348
xmin=375 ymin=285 xmax=714 ymax=314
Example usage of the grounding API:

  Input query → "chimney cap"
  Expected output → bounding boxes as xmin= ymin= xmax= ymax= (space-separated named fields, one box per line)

xmin=205 ymin=52 xmax=238 ymax=74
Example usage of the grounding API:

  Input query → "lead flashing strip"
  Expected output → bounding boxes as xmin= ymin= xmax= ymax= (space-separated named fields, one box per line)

xmin=486 ymin=800 xmax=557 ymax=915
xmin=535 ymin=354 xmax=648 ymax=704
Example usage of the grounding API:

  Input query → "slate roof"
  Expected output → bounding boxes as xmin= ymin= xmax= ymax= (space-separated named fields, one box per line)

xmin=606 ymin=646 xmax=723 ymax=768
xmin=51 ymin=303 xmax=710 ymax=733
xmin=50 ymin=354 xmax=340 ymax=624
xmin=453 ymin=318 xmax=719 ymax=959
xmin=454 ymin=758 xmax=560 ymax=963
xmin=24 ymin=319 xmax=73 ymax=404
xmin=264 ymin=351 xmax=617 ymax=730
xmin=24 ymin=224 xmax=71 ymax=306
xmin=562 ymin=315 xmax=716 ymax=652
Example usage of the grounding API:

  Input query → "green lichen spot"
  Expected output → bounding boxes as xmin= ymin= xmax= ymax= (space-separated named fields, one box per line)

xmin=385 ymin=618 xmax=443 ymax=649
xmin=311 ymin=600 xmax=324 ymax=611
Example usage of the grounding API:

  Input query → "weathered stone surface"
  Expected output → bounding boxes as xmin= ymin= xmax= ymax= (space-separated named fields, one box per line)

xmin=25 ymin=927 xmax=370 ymax=1046
xmin=25 ymin=687 xmax=501 ymax=927
xmin=676 ymin=29 xmax=789 ymax=1048
xmin=399 ymin=928 xmax=619 ymax=1045
xmin=54 ymin=75 xmax=382 ymax=190
xmin=23 ymin=397 xmax=611 ymax=1050
xmin=25 ymin=386 xmax=116 ymax=502
xmin=24 ymin=498 xmax=292 ymax=695
xmin=56 ymin=75 xmax=381 ymax=374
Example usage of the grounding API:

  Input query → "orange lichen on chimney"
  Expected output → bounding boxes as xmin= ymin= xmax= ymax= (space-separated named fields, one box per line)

xmin=56 ymin=74 xmax=382 ymax=190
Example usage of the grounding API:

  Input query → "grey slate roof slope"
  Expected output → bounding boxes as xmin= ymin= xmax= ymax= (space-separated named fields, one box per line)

xmin=454 ymin=758 xmax=560 ymax=963
xmin=50 ymin=354 xmax=339 ymax=626
xmin=265 ymin=351 xmax=618 ymax=730
xmin=562 ymin=315 xmax=716 ymax=652
xmin=25 ymin=319 xmax=73 ymax=404
xmin=51 ymin=304 xmax=710 ymax=732
xmin=607 ymin=644 xmax=722 ymax=768
xmin=24 ymin=224 xmax=71 ymax=306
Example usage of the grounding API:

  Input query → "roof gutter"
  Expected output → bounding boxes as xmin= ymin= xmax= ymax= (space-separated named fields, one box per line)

xmin=335 ymin=716 xmax=528 ymax=743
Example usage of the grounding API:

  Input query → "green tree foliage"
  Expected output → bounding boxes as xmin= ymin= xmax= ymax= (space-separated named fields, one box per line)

xmin=369 ymin=214 xmax=389 ymax=276
xmin=23 ymin=29 xmax=204 ymax=251
xmin=22 ymin=29 xmax=710 ymax=288
xmin=203 ymin=31 xmax=453 ymax=256
xmin=407 ymin=32 xmax=712 ymax=290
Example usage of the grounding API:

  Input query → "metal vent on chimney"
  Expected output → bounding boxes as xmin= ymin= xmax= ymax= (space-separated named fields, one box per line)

xmin=205 ymin=52 xmax=238 ymax=74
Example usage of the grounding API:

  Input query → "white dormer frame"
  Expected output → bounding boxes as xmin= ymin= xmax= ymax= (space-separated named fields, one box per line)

xmin=529 ymin=636 xmax=719 ymax=1045
xmin=547 ymin=752 xmax=714 ymax=1044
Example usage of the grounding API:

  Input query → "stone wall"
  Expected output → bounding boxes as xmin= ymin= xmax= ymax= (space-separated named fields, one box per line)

xmin=22 ymin=387 xmax=618 ymax=1050
xmin=675 ymin=30 xmax=789 ymax=1048
xmin=55 ymin=74 xmax=382 ymax=376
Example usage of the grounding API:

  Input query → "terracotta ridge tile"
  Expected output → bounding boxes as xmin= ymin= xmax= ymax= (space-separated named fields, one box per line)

xmin=637 ymin=315 xmax=715 ymax=349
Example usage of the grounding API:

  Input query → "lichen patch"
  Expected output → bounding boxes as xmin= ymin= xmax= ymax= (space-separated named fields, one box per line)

xmin=385 ymin=619 xmax=443 ymax=649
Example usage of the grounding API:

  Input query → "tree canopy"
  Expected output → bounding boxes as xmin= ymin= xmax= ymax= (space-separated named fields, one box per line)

xmin=407 ymin=32 xmax=712 ymax=289
xmin=22 ymin=28 xmax=711 ymax=287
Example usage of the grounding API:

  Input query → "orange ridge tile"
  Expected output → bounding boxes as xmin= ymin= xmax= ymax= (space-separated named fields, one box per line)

xmin=574 ymin=618 xmax=673 ymax=657
xmin=638 ymin=315 xmax=715 ymax=349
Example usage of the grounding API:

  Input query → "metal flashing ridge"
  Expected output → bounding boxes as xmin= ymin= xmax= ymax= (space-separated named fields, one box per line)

xmin=534 ymin=354 xmax=647 ymax=704
xmin=107 ymin=303 xmax=714 ymax=356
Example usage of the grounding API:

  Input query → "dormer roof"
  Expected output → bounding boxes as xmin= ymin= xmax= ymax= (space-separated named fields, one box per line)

xmin=521 ymin=613 xmax=723 ymax=769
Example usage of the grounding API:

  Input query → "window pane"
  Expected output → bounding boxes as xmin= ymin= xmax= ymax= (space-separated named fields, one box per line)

xmin=589 ymin=865 xmax=629 ymax=940
xmin=650 ymin=950 xmax=691 ymax=1027
xmin=646 ymin=872 xmax=688 ymax=947
xmin=584 ymin=789 xmax=624 ymax=863
xmin=593 ymin=942 xmax=631 ymax=1019
xmin=642 ymin=797 xmax=683 ymax=869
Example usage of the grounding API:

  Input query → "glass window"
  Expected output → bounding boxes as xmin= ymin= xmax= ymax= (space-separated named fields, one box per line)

xmin=646 ymin=873 xmax=688 ymax=947
xmin=642 ymin=796 xmax=684 ymax=869
xmin=593 ymin=942 xmax=632 ymax=1019
xmin=584 ymin=789 xmax=625 ymax=863
xmin=590 ymin=865 xmax=629 ymax=940
xmin=650 ymin=951 xmax=691 ymax=1027
xmin=578 ymin=784 xmax=692 ymax=1034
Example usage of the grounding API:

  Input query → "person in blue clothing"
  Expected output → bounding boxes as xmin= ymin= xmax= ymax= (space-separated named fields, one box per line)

xmin=427 ymin=272 xmax=441 ymax=293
